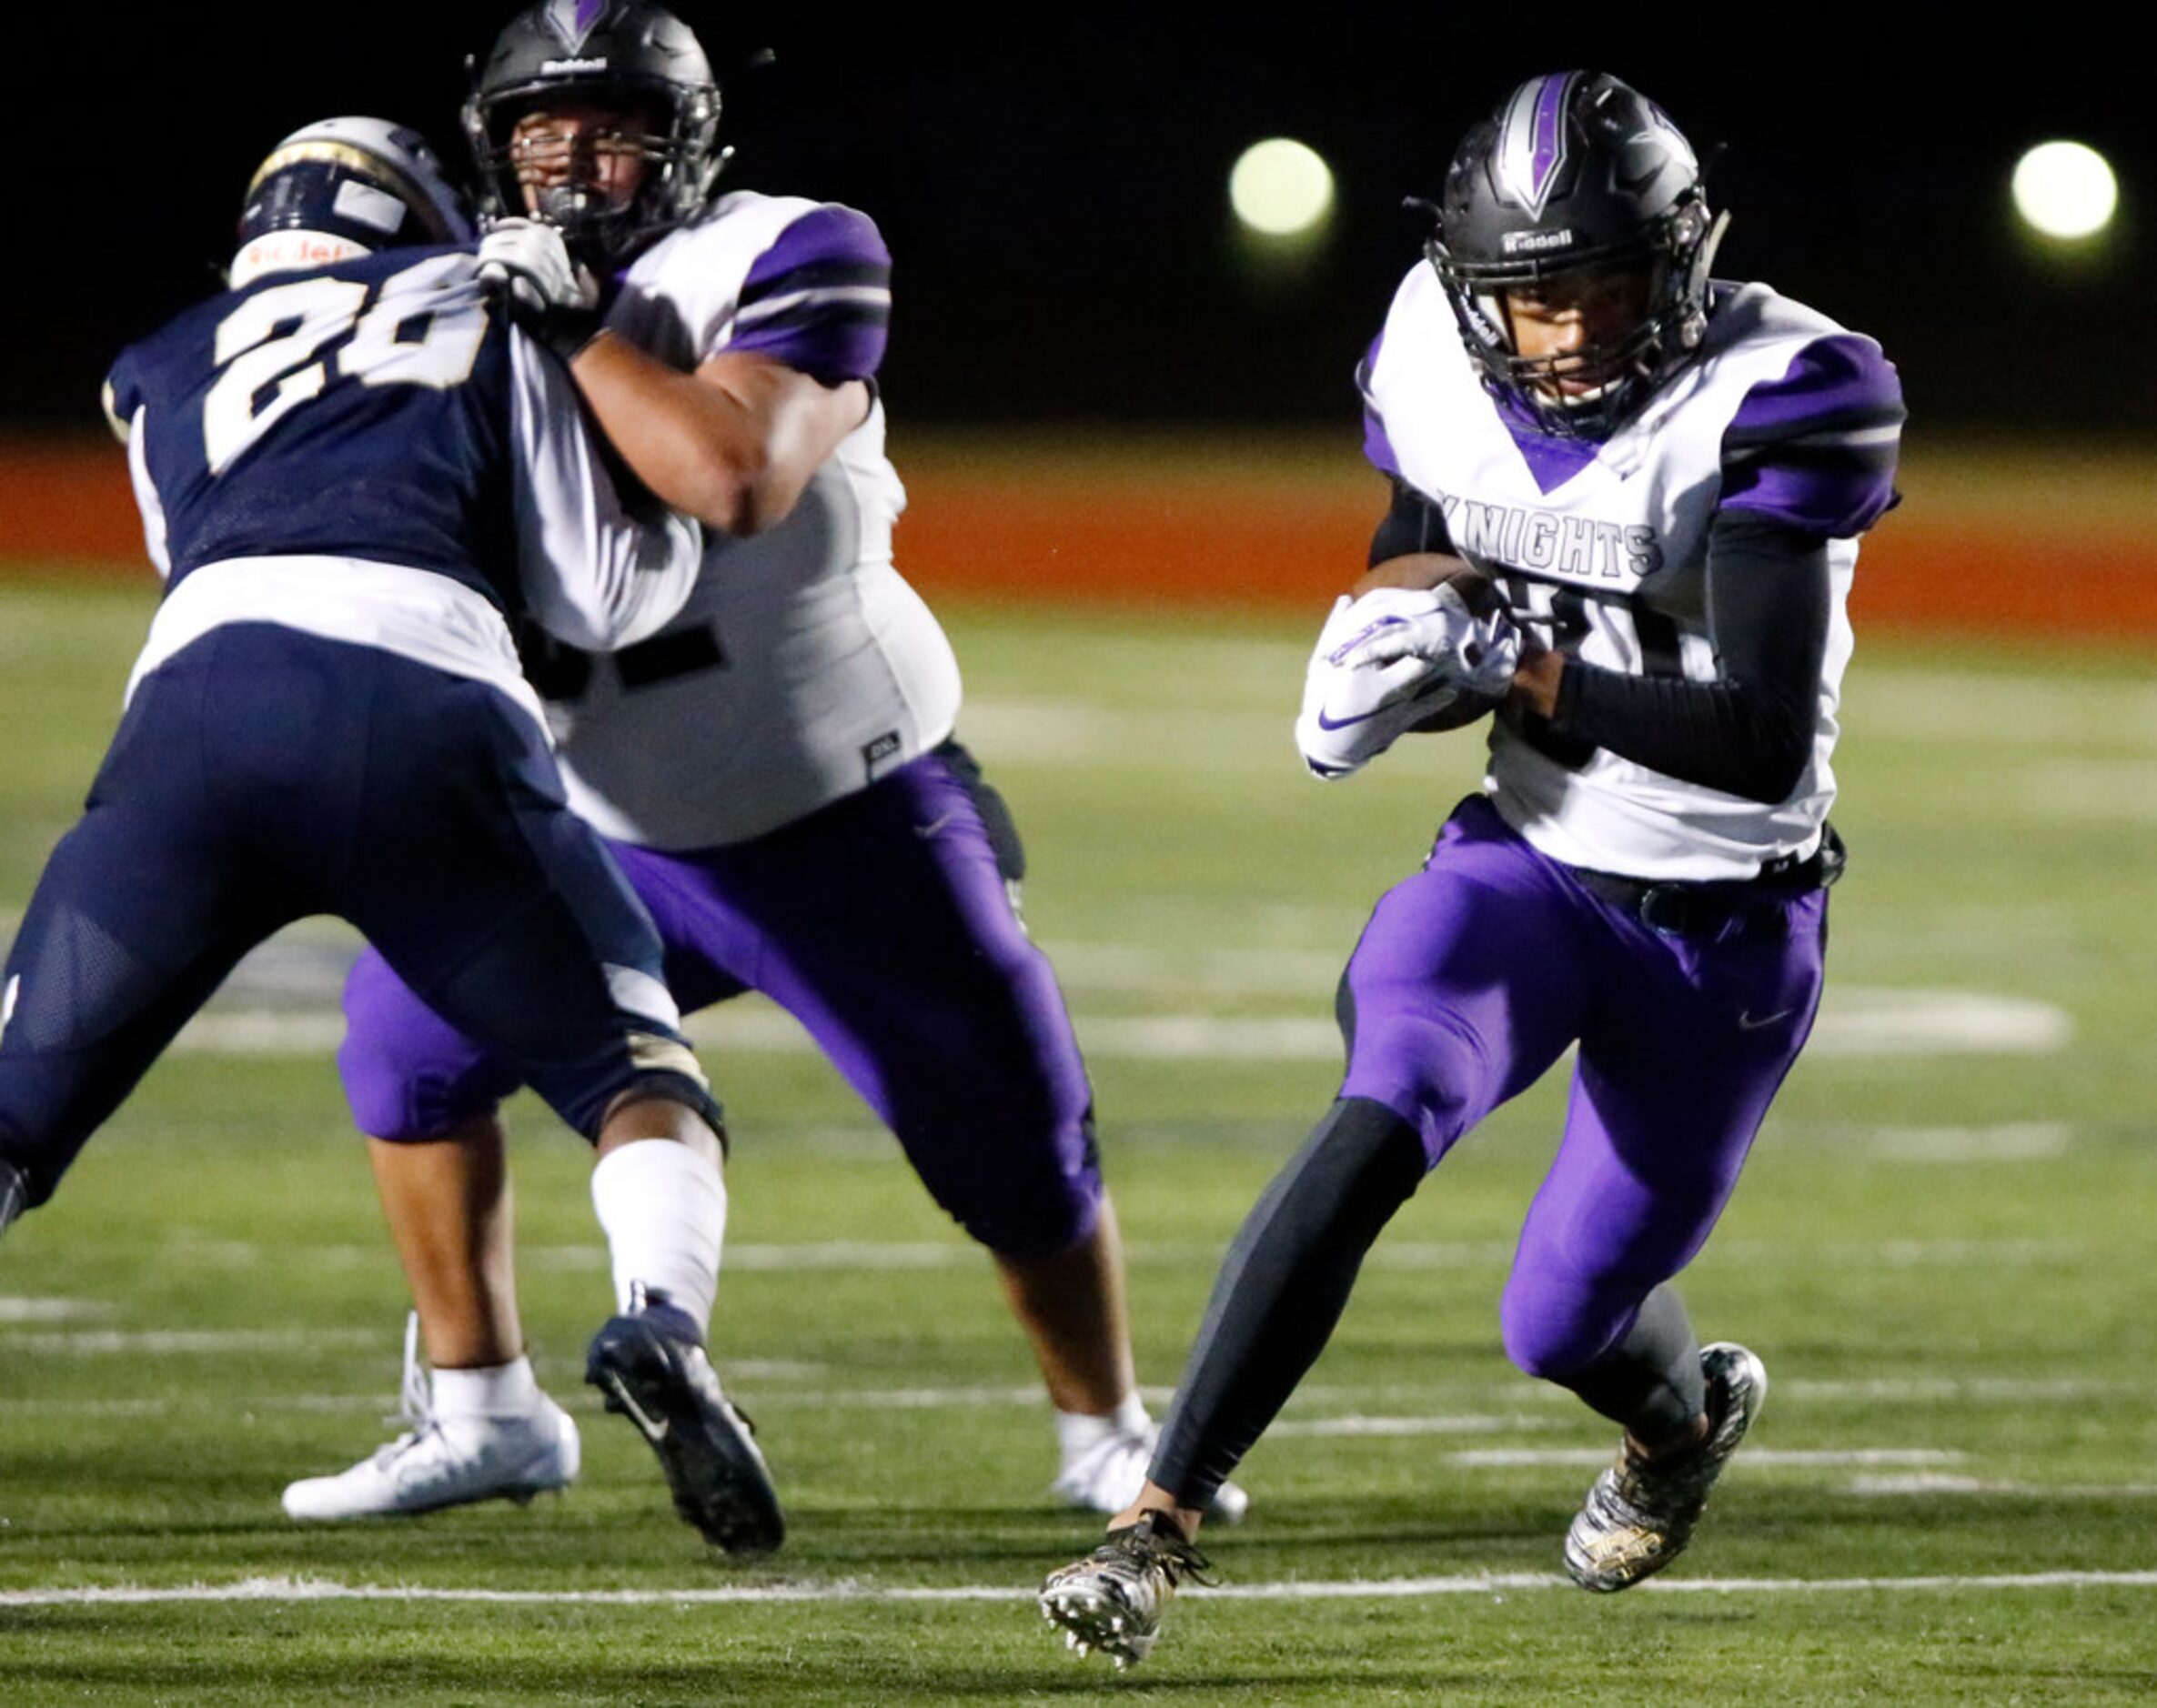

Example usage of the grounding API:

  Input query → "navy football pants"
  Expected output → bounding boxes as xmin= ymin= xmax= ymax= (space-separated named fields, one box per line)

xmin=0 ymin=623 xmax=707 ymax=1209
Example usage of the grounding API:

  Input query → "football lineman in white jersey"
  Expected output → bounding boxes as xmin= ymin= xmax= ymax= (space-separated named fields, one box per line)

xmin=293 ymin=0 xmax=1244 ymax=1546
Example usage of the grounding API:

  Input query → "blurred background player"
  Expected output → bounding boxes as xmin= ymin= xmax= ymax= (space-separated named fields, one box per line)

xmin=0 ymin=119 xmax=762 ymax=1534
xmin=1041 ymin=69 xmax=1904 ymax=1666
xmin=300 ymin=0 xmax=1245 ymax=1542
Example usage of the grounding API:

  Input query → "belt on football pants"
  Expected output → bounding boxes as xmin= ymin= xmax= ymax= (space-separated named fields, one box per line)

xmin=1567 ymin=823 xmax=1846 ymax=938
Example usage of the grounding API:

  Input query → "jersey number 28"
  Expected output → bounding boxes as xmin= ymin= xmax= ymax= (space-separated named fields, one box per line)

xmin=202 ymin=254 xmax=488 ymax=475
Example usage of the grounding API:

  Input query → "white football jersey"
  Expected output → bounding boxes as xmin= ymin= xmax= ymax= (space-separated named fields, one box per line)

xmin=1362 ymin=268 xmax=1900 ymax=881
xmin=544 ymin=191 xmax=963 ymax=849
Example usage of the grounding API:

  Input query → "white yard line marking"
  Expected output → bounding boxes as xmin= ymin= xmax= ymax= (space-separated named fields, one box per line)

xmin=160 ymin=987 xmax=2070 ymax=1060
xmin=0 ymin=1297 xmax=112 ymax=1323
xmin=1807 ymin=989 xmax=2071 ymax=1056
xmin=1270 ymin=1415 xmax=1558 ymax=1438
xmin=1865 ymin=1123 xmax=2073 ymax=1160
xmin=1454 ymin=1448 xmax=1963 ymax=1468
xmin=1786 ymin=1377 xmax=2125 ymax=1402
xmin=1848 ymin=1474 xmax=2157 ymax=1498
xmin=0 ymin=1328 xmax=384 ymax=1355
xmin=6 ymin=1569 xmax=2157 ymax=1609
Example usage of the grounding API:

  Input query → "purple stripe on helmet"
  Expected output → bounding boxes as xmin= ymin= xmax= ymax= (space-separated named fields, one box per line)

xmin=1528 ymin=75 xmax=1573 ymax=207
xmin=1498 ymin=72 xmax=1579 ymax=216
xmin=576 ymin=0 xmax=608 ymax=32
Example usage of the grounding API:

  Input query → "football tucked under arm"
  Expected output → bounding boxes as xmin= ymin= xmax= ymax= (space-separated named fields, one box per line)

xmin=1294 ymin=586 xmax=1520 ymax=779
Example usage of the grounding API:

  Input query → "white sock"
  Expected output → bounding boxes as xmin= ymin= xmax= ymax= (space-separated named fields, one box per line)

xmin=590 ymin=1138 xmax=727 ymax=1330
xmin=1055 ymin=1391 xmax=1152 ymax=1468
xmin=430 ymin=1357 xmax=541 ymax=1423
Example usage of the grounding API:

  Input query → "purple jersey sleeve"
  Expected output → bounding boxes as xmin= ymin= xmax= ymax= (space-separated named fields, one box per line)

xmin=1355 ymin=330 xmax=1403 ymax=477
xmin=725 ymin=203 xmax=892 ymax=383
xmin=1719 ymin=334 xmax=1905 ymax=537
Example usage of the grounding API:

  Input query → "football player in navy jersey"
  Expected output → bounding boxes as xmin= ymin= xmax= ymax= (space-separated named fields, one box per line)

xmin=297 ymin=0 xmax=1246 ymax=1544
xmin=0 ymin=117 xmax=789 ymax=1543
xmin=1041 ymin=71 xmax=1905 ymax=1666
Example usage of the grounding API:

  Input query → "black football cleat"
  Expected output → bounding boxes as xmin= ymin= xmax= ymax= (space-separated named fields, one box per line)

xmin=585 ymin=1286 xmax=784 ymax=1558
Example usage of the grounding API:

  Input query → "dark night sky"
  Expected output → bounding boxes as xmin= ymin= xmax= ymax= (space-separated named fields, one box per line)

xmin=14 ymin=5 xmax=2150 ymax=440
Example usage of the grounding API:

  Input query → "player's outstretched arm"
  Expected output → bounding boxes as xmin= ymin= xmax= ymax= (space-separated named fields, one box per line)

xmin=568 ymin=338 xmax=871 ymax=538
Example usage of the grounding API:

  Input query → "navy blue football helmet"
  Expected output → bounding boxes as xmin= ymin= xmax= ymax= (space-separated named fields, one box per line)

xmin=232 ymin=117 xmax=473 ymax=286
xmin=463 ymin=1 xmax=723 ymax=266
xmin=1426 ymin=71 xmax=1726 ymax=438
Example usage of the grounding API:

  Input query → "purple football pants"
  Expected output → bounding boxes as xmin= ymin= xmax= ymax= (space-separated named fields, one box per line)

xmin=339 ymin=747 xmax=1102 ymax=1259
xmin=1339 ymin=797 xmax=1827 ymax=1381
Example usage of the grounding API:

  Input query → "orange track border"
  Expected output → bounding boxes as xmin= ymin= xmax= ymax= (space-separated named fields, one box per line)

xmin=5 ymin=437 xmax=2152 ymax=636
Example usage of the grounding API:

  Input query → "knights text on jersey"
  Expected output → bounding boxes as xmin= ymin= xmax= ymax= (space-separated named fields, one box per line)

xmin=543 ymin=191 xmax=962 ymax=850
xmin=1361 ymin=272 xmax=1903 ymax=881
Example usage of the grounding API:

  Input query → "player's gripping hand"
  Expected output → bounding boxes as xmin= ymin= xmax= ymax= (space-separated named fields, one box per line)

xmin=1327 ymin=582 xmax=1523 ymax=700
xmin=1296 ymin=590 xmax=1492 ymax=779
xmin=477 ymin=218 xmax=604 ymax=362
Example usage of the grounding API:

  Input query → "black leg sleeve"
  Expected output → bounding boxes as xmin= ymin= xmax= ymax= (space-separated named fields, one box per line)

xmin=1149 ymin=1098 xmax=1427 ymax=1507
xmin=1554 ymin=1283 xmax=1705 ymax=1444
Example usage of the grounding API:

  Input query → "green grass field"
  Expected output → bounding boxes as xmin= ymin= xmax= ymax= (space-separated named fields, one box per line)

xmin=3 ymin=576 xmax=2155 ymax=1703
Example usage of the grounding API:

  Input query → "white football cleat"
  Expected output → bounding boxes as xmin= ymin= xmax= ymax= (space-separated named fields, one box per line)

xmin=282 ymin=1399 xmax=580 ymax=1521
xmin=282 ymin=1315 xmax=579 ymax=1521
xmin=1051 ymin=1423 xmax=1250 ymax=1526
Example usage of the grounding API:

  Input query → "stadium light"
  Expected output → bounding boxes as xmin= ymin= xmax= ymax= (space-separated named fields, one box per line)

xmin=2011 ymin=141 xmax=2119 ymax=242
xmin=1230 ymin=138 xmax=1335 ymax=238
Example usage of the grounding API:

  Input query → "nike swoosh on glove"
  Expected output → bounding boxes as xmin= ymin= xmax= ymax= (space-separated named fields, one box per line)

xmin=1295 ymin=589 xmax=1495 ymax=779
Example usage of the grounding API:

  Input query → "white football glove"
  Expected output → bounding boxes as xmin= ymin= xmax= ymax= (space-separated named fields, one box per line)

xmin=1325 ymin=580 xmax=1523 ymax=699
xmin=1296 ymin=588 xmax=1492 ymax=779
xmin=477 ymin=217 xmax=598 ymax=315
xmin=477 ymin=218 xmax=605 ymax=363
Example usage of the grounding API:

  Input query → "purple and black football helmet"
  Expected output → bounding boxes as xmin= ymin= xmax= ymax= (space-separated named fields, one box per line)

xmin=463 ymin=0 xmax=723 ymax=266
xmin=1427 ymin=71 xmax=1727 ymax=438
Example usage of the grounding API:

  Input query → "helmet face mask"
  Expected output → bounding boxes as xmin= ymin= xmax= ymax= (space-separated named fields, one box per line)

xmin=1427 ymin=72 xmax=1725 ymax=439
xmin=464 ymin=0 xmax=722 ymax=268
xmin=231 ymin=117 xmax=473 ymax=288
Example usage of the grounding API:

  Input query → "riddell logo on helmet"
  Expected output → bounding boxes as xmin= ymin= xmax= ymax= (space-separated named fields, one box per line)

xmin=541 ymin=55 xmax=612 ymax=74
xmin=229 ymin=232 xmax=368 ymax=287
xmin=1503 ymin=228 xmax=1576 ymax=255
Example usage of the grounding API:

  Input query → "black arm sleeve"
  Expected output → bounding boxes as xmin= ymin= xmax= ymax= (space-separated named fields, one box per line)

xmin=1366 ymin=478 xmax=1456 ymax=567
xmin=1547 ymin=509 xmax=1829 ymax=805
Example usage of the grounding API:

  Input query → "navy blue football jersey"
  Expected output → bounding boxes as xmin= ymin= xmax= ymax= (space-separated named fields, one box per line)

xmin=105 ymin=246 xmax=522 ymax=611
